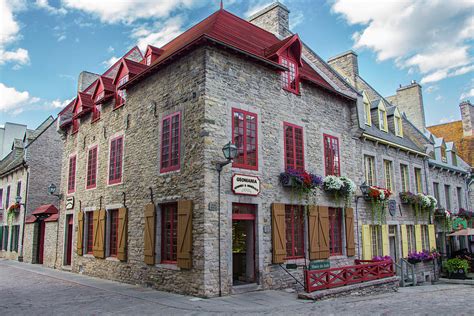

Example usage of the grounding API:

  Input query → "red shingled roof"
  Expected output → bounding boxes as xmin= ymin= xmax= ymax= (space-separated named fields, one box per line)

xmin=146 ymin=45 xmax=164 ymax=56
xmin=114 ymin=58 xmax=148 ymax=85
xmin=32 ymin=204 xmax=58 ymax=216
xmin=125 ymin=9 xmax=338 ymax=96
xmin=44 ymin=213 xmax=59 ymax=222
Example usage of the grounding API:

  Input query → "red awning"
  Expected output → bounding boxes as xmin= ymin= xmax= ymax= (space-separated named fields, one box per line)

xmin=44 ymin=213 xmax=59 ymax=222
xmin=25 ymin=215 xmax=37 ymax=224
xmin=32 ymin=204 xmax=58 ymax=216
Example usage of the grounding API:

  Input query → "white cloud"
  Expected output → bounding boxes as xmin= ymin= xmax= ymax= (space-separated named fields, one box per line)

xmin=0 ymin=83 xmax=35 ymax=113
xmin=131 ymin=17 xmax=184 ymax=52
xmin=435 ymin=95 xmax=443 ymax=101
xmin=103 ymin=56 xmax=120 ymax=68
xmin=107 ymin=46 xmax=115 ymax=53
xmin=245 ymin=1 xmax=273 ymax=17
xmin=57 ymin=34 xmax=67 ymax=42
xmin=0 ymin=0 xmax=29 ymax=67
xmin=62 ymin=0 xmax=203 ymax=24
xmin=460 ymin=88 xmax=474 ymax=100
xmin=50 ymin=98 xmax=73 ymax=109
xmin=332 ymin=0 xmax=474 ymax=84
xmin=289 ymin=11 xmax=304 ymax=29
xmin=425 ymin=85 xmax=439 ymax=94
xmin=438 ymin=116 xmax=456 ymax=124
xmin=35 ymin=0 xmax=67 ymax=15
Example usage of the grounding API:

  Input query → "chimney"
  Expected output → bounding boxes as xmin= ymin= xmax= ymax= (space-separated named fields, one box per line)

xmin=248 ymin=2 xmax=291 ymax=38
xmin=460 ymin=100 xmax=473 ymax=137
xmin=390 ymin=81 xmax=426 ymax=131
xmin=77 ymin=71 xmax=99 ymax=92
xmin=327 ymin=51 xmax=359 ymax=86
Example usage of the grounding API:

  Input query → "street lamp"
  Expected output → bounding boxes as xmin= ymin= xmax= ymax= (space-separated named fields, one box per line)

xmin=359 ymin=181 xmax=370 ymax=199
xmin=215 ymin=141 xmax=238 ymax=297
xmin=48 ymin=183 xmax=63 ymax=199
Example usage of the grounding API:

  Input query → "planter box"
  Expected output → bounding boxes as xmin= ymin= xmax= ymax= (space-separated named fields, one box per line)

xmin=449 ymin=271 xmax=467 ymax=280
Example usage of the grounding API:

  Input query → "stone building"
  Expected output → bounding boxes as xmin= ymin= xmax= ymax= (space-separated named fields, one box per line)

xmin=0 ymin=116 xmax=62 ymax=266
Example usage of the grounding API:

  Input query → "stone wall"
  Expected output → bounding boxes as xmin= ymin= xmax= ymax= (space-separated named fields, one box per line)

xmin=327 ymin=51 xmax=359 ymax=87
xmin=386 ymin=82 xmax=426 ymax=132
xmin=248 ymin=2 xmax=291 ymax=38
xmin=428 ymin=165 xmax=469 ymax=212
xmin=413 ymin=260 xmax=438 ymax=283
xmin=22 ymin=223 xmax=37 ymax=264
xmin=43 ymin=221 xmax=58 ymax=268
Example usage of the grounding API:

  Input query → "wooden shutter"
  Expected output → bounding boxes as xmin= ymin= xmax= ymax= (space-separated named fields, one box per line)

xmin=93 ymin=210 xmax=105 ymax=259
xmin=401 ymin=224 xmax=408 ymax=258
xmin=345 ymin=207 xmax=355 ymax=257
xmin=117 ymin=207 xmax=128 ymax=261
xmin=428 ymin=224 xmax=436 ymax=250
xmin=414 ymin=224 xmax=422 ymax=252
xmin=177 ymin=200 xmax=193 ymax=269
xmin=271 ymin=203 xmax=286 ymax=264
xmin=77 ymin=211 xmax=84 ymax=256
xmin=92 ymin=211 xmax=99 ymax=255
xmin=318 ymin=206 xmax=330 ymax=259
xmin=361 ymin=224 xmax=372 ymax=260
xmin=308 ymin=205 xmax=320 ymax=260
xmin=144 ymin=203 xmax=156 ymax=265
xmin=382 ymin=225 xmax=389 ymax=256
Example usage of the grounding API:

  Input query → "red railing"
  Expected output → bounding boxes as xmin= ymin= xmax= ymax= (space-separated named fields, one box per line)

xmin=305 ymin=260 xmax=395 ymax=292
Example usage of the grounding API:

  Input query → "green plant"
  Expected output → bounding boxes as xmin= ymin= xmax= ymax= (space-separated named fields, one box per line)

xmin=443 ymin=258 xmax=469 ymax=274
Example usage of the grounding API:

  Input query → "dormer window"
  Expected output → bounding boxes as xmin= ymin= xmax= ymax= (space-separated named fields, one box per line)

xmin=92 ymin=104 xmax=101 ymax=122
xmin=118 ymin=74 xmax=129 ymax=87
xmin=441 ymin=145 xmax=447 ymax=163
xmin=281 ymin=57 xmax=299 ymax=93
xmin=95 ymin=91 xmax=105 ymax=103
xmin=362 ymin=91 xmax=371 ymax=126
xmin=378 ymin=107 xmax=388 ymax=132
xmin=451 ymin=151 xmax=457 ymax=166
xmin=116 ymin=89 xmax=127 ymax=108
xmin=394 ymin=110 xmax=403 ymax=137
xmin=146 ymin=55 xmax=152 ymax=66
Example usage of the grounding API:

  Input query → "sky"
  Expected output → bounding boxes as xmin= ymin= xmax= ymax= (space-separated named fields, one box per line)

xmin=0 ymin=0 xmax=473 ymax=129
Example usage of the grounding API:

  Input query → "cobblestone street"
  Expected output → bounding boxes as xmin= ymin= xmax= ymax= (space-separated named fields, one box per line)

xmin=0 ymin=259 xmax=473 ymax=315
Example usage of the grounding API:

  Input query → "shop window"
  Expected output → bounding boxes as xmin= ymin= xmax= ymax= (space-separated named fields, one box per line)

xmin=364 ymin=155 xmax=376 ymax=186
xmin=86 ymin=211 xmax=94 ymax=254
xmin=86 ymin=146 xmax=98 ymax=189
xmin=160 ymin=112 xmax=181 ymax=173
xmin=371 ymin=225 xmax=383 ymax=257
xmin=0 ymin=226 xmax=3 ymax=250
xmin=324 ymin=134 xmax=340 ymax=176
xmin=285 ymin=205 xmax=304 ymax=259
xmin=161 ymin=203 xmax=178 ymax=263
xmin=280 ymin=57 xmax=299 ymax=93
xmin=11 ymin=225 xmax=19 ymax=252
xmin=329 ymin=208 xmax=343 ymax=256
xmin=68 ymin=156 xmax=76 ymax=194
xmin=232 ymin=109 xmax=258 ymax=170
xmin=400 ymin=164 xmax=409 ymax=192
xmin=108 ymin=136 xmax=123 ymax=185
xmin=284 ymin=123 xmax=304 ymax=171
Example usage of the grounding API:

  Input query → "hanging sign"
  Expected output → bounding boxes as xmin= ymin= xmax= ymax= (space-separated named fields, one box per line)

xmin=66 ymin=197 xmax=74 ymax=210
xmin=309 ymin=260 xmax=330 ymax=270
xmin=232 ymin=174 xmax=260 ymax=196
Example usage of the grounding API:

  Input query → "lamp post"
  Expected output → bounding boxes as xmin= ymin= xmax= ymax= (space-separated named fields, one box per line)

xmin=15 ymin=195 xmax=25 ymax=262
xmin=215 ymin=141 xmax=238 ymax=297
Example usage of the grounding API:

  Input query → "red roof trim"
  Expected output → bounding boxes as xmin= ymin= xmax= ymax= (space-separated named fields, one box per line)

xmin=265 ymin=34 xmax=303 ymax=66
xmin=25 ymin=215 xmax=37 ymax=224
xmin=32 ymin=204 xmax=59 ymax=216
xmin=44 ymin=213 xmax=59 ymax=222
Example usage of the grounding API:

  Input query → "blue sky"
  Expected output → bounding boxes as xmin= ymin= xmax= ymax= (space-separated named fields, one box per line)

xmin=1 ymin=0 xmax=473 ymax=129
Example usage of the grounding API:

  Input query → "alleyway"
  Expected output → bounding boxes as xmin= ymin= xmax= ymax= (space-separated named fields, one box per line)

xmin=0 ymin=259 xmax=472 ymax=315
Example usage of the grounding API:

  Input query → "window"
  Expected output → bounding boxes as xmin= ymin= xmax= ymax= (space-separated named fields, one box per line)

xmin=451 ymin=152 xmax=457 ymax=166
xmin=400 ymin=164 xmax=409 ymax=192
xmin=394 ymin=114 xmax=403 ymax=137
xmin=72 ymin=118 xmax=79 ymax=134
xmin=370 ymin=225 xmax=383 ymax=257
xmin=0 ymin=188 xmax=3 ymax=209
xmin=108 ymin=209 xmax=119 ymax=257
xmin=364 ymin=101 xmax=371 ymax=125
xmin=92 ymin=104 xmax=101 ymax=122
xmin=5 ymin=186 xmax=10 ymax=208
xmin=86 ymin=146 xmax=98 ymax=189
xmin=16 ymin=181 xmax=21 ymax=200
xmin=86 ymin=212 xmax=94 ymax=254
xmin=329 ymin=208 xmax=343 ymax=256
xmin=118 ymin=74 xmax=129 ymax=87
xmin=421 ymin=225 xmax=429 ymax=251
xmin=364 ymin=155 xmax=376 ymax=186
xmin=284 ymin=123 xmax=304 ymax=171
xmin=116 ymin=89 xmax=127 ymax=108
xmin=444 ymin=185 xmax=451 ymax=210
xmin=384 ymin=160 xmax=393 ymax=191
xmin=146 ymin=55 xmax=151 ymax=66
xmin=232 ymin=109 xmax=258 ymax=170
xmin=440 ymin=145 xmax=447 ymax=163
xmin=68 ymin=155 xmax=76 ymax=194
xmin=285 ymin=205 xmax=304 ymax=258
xmin=161 ymin=112 xmax=181 ymax=173
xmin=11 ymin=225 xmax=19 ymax=252
xmin=109 ymin=136 xmax=123 ymax=185
xmin=3 ymin=226 xmax=9 ymax=250
xmin=414 ymin=168 xmax=422 ymax=193
xmin=280 ymin=57 xmax=299 ymax=93
xmin=407 ymin=225 xmax=415 ymax=253
xmin=324 ymin=134 xmax=340 ymax=176
xmin=457 ymin=187 xmax=463 ymax=209
xmin=162 ymin=203 xmax=178 ymax=263
xmin=95 ymin=91 xmax=105 ymax=102
xmin=378 ymin=108 xmax=388 ymax=132
xmin=433 ymin=183 xmax=440 ymax=206
xmin=0 ymin=226 xmax=3 ymax=250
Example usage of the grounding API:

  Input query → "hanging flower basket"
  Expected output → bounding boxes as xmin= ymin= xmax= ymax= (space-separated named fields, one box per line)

xmin=399 ymin=191 xmax=414 ymax=204
xmin=322 ymin=175 xmax=356 ymax=207
xmin=279 ymin=168 xmax=322 ymax=199
xmin=6 ymin=203 xmax=20 ymax=226
xmin=365 ymin=186 xmax=391 ymax=223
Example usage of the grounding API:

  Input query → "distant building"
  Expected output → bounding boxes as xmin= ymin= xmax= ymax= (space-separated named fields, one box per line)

xmin=0 ymin=122 xmax=29 ymax=160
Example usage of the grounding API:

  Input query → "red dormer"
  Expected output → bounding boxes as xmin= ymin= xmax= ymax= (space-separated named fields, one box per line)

xmin=113 ymin=59 xmax=147 ymax=108
xmin=265 ymin=34 xmax=303 ymax=94
xmin=143 ymin=45 xmax=164 ymax=66
xmin=90 ymin=76 xmax=115 ymax=121
xmin=73 ymin=92 xmax=94 ymax=119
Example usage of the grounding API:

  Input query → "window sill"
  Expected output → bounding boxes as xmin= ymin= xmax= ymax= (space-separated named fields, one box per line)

xmin=155 ymin=263 xmax=180 ymax=271
xmin=160 ymin=167 xmax=181 ymax=175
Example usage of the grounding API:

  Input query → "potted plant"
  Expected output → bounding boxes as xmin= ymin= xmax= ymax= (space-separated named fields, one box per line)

xmin=321 ymin=175 xmax=356 ymax=206
xmin=444 ymin=258 xmax=469 ymax=279
xmin=366 ymin=186 xmax=391 ymax=223
xmin=279 ymin=168 xmax=322 ymax=198
xmin=399 ymin=191 xmax=414 ymax=205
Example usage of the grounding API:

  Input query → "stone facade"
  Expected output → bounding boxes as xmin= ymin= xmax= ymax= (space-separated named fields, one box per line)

xmin=386 ymin=82 xmax=426 ymax=132
xmin=248 ymin=2 xmax=291 ymax=38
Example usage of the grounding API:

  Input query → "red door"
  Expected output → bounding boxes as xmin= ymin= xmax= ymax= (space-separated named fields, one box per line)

xmin=38 ymin=221 xmax=45 ymax=264
xmin=66 ymin=215 xmax=73 ymax=265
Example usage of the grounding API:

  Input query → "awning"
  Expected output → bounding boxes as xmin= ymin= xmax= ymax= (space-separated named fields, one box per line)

xmin=32 ymin=204 xmax=58 ymax=216
xmin=25 ymin=215 xmax=37 ymax=224
xmin=44 ymin=213 xmax=59 ymax=222
xmin=448 ymin=228 xmax=474 ymax=236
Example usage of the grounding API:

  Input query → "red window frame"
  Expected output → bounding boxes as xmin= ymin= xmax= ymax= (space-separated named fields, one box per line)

xmin=87 ymin=212 xmax=94 ymax=254
xmin=161 ymin=203 xmax=178 ymax=264
xmin=115 ymin=89 xmax=127 ymax=109
xmin=329 ymin=208 xmax=343 ymax=256
xmin=92 ymin=105 xmax=101 ymax=122
xmin=232 ymin=108 xmax=258 ymax=170
xmin=160 ymin=112 xmax=181 ymax=173
xmin=72 ymin=118 xmax=79 ymax=134
xmin=67 ymin=155 xmax=76 ymax=194
xmin=109 ymin=209 xmax=118 ymax=257
xmin=86 ymin=146 xmax=98 ymax=189
xmin=284 ymin=122 xmax=304 ymax=171
xmin=285 ymin=205 xmax=304 ymax=259
xmin=108 ymin=136 xmax=123 ymax=185
xmin=280 ymin=56 xmax=299 ymax=94
xmin=323 ymin=134 xmax=341 ymax=176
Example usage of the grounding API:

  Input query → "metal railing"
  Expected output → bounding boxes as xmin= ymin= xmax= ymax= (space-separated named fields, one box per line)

xmin=395 ymin=258 xmax=416 ymax=287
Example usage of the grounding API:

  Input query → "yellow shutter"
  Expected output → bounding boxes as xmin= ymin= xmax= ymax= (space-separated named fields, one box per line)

xmin=361 ymin=225 xmax=372 ymax=260
xmin=77 ymin=211 xmax=84 ymax=256
xmin=415 ymin=224 xmax=422 ymax=252
xmin=345 ymin=208 xmax=355 ymax=257
xmin=381 ymin=225 xmax=389 ymax=256
xmin=308 ymin=205 xmax=320 ymax=260
xmin=117 ymin=207 xmax=128 ymax=261
xmin=401 ymin=225 xmax=408 ymax=257
xmin=177 ymin=200 xmax=193 ymax=269
xmin=318 ymin=206 xmax=330 ymax=259
xmin=271 ymin=203 xmax=286 ymax=263
xmin=144 ymin=203 xmax=156 ymax=265
xmin=428 ymin=224 xmax=436 ymax=251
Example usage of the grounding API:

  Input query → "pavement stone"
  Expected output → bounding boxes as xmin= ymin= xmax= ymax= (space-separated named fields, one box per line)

xmin=0 ymin=259 xmax=473 ymax=315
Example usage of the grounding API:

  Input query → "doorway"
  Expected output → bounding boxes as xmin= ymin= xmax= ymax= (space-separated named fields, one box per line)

xmin=65 ymin=215 xmax=73 ymax=266
xmin=232 ymin=204 xmax=256 ymax=285
xmin=389 ymin=225 xmax=398 ymax=262
xmin=37 ymin=220 xmax=45 ymax=264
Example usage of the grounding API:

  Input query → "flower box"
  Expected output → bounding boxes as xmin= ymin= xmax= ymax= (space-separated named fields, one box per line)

xmin=449 ymin=270 xmax=467 ymax=279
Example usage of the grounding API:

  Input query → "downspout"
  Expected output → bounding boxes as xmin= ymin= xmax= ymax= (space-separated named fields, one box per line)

xmin=19 ymin=163 xmax=29 ymax=261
